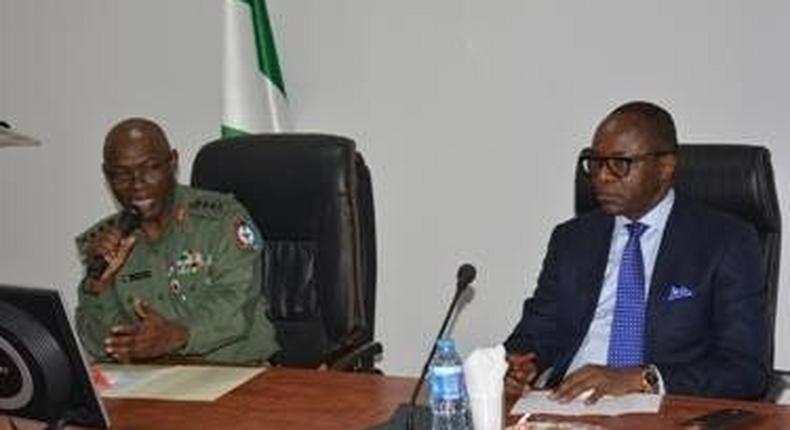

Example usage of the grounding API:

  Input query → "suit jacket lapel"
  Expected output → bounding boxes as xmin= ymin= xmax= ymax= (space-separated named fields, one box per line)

xmin=646 ymin=197 xmax=688 ymax=346
xmin=583 ymin=214 xmax=615 ymax=316
xmin=572 ymin=213 xmax=615 ymax=351
xmin=550 ymin=212 xmax=613 ymax=386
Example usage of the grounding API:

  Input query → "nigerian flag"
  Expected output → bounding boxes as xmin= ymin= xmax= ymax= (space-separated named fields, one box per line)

xmin=222 ymin=0 xmax=290 ymax=136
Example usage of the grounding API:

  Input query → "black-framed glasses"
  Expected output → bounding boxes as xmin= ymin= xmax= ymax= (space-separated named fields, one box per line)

xmin=104 ymin=156 xmax=174 ymax=187
xmin=579 ymin=150 xmax=675 ymax=179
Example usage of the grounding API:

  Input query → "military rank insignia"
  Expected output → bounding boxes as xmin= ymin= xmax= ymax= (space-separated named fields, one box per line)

xmin=234 ymin=218 xmax=262 ymax=251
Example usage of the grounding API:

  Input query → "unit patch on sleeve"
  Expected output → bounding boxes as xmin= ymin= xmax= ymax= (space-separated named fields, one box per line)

xmin=234 ymin=218 xmax=262 ymax=251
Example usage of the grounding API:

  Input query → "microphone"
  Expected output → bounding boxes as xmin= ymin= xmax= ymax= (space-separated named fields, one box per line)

xmin=402 ymin=263 xmax=476 ymax=430
xmin=368 ymin=264 xmax=478 ymax=430
xmin=86 ymin=207 xmax=142 ymax=280
xmin=369 ymin=263 xmax=477 ymax=430
xmin=456 ymin=263 xmax=476 ymax=290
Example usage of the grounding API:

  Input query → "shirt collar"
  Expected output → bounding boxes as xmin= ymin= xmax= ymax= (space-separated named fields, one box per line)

xmin=614 ymin=189 xmax=675 ymax=232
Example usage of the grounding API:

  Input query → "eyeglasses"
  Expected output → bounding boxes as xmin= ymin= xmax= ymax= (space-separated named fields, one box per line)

xmin=579 ymin=150 xmax=675 ymax=179
xmin=104 ymin=156 xmax=173 ymax=187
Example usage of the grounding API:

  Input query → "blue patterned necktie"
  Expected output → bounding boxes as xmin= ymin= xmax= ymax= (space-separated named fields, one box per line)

xmin=607 ymin=222 xmax=648 ymax=367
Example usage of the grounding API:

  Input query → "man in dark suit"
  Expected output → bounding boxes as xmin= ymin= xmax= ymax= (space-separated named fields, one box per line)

xmin=504 ymin=101 xmax=768 ymax=404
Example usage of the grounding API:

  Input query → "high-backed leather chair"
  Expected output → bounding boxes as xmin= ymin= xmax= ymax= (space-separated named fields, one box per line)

xmin=191 ymin=134 xmax=381 ymax=371
xmin=575 ymin=144 xmax=781 ymax=396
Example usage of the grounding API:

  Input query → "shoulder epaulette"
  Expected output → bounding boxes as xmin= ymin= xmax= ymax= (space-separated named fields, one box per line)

xmin=185 ymin=192 xmax=236 ymax=219
xmin=75 ymin=212 xmax=122 ymax=252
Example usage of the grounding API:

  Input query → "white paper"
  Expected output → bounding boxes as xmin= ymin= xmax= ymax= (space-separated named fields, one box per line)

xmin=512 ymin=390 xmax=662 ymax=416
xmin=99 ymin=364 xmax=265 ymax=401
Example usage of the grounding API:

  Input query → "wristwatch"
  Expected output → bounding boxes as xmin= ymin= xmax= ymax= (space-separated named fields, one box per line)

xmin=640 ymin=364 xmax=660 ymax=394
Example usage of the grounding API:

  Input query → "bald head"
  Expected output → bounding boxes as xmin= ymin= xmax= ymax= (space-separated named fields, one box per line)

xmin=596 ymin=101 xmax=678 ymax=153
xmin=102 ymin=118 xmax=178 ymax=226
xmin=104 ymin=118 xmax=172 ymax=162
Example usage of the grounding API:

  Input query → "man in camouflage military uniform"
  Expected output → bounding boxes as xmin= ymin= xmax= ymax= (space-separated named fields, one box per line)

xmin=75 ymin=118 xmax=279 ymax=364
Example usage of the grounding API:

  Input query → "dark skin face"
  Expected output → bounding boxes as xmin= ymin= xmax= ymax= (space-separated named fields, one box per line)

xmin=590 ymin=114 xmax=676 ymax=221
xmin=102 ymin=119 xmax=178 ymax=240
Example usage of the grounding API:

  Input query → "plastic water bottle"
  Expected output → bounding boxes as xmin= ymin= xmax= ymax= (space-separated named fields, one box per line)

xmin=429 ymin=338 xmax=471 ymax=430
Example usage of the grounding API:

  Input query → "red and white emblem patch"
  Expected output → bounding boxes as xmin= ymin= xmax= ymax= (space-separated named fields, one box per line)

xmin=234 ymin=219 xmax=261 ymax=250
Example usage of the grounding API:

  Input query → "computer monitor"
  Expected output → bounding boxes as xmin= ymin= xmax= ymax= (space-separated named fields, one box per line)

xmin=0 ymin=285 xmax=109 ymax=428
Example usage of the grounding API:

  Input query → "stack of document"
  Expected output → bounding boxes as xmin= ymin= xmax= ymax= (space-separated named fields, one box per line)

xmin=513 ymin=390 xmax=662 ymax=416
xmin=99 ymin=364 xmax=265 ymax=402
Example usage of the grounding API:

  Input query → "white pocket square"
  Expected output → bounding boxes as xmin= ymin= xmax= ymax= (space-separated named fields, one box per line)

xmin=667 ymin=284 xmax=695 ymax=301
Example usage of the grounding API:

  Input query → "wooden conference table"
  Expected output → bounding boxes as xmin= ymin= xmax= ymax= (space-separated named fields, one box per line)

xmin=105 ymin=367 xmax=790 ymax=429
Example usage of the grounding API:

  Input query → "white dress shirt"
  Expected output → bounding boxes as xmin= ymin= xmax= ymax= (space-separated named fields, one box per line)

xmin=566 ymin=189 xmax=675 ymax=379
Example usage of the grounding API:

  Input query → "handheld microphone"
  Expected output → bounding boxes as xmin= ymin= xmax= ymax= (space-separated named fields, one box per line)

xmin=404 ymin=263 xmax=477 ymax=430
xmin=86 ymin=207 xmax=142 ymax=280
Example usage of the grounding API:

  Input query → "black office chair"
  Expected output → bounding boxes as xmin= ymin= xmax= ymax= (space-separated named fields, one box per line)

xmin=191 ymin=134 xmax=382 ymax=371
xmin=575 ymin=144 xmax=782 ymax=397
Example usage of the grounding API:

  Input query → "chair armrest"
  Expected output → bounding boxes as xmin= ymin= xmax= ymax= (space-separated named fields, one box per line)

xmin=325 ymin=339 xmax=383 ymax=372
xmin=765 ymin=370 xmax=789 ymax=402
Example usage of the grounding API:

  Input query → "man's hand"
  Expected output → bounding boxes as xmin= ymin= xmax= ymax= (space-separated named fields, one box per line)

xmin=552 ymin=364 xmax=643 ymax=404
xmin=104 ymin=301 xmax=189 ymax=362
xmin=85 ymin=226 xmax=136 ymax=295
xmin=504 ymin=353 xmax=538 ymax=409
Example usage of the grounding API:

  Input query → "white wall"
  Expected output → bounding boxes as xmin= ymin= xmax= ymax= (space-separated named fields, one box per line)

xmin=2 ymin=0 xmax=790 ymax=377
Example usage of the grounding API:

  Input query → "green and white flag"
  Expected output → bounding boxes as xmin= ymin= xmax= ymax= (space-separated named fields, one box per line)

xmin=222 ymin=0 xmax=290 ymax=136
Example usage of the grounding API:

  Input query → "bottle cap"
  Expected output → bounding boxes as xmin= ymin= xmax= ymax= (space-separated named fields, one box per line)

xmin=437 ymin=338 xmax=456 ymax=350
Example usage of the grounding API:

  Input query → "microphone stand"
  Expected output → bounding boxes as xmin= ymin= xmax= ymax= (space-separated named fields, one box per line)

xmin=406 ymin=285 xmax=466 ymax=429
xmin=367 ymin=264 xmax=475 ymax=430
